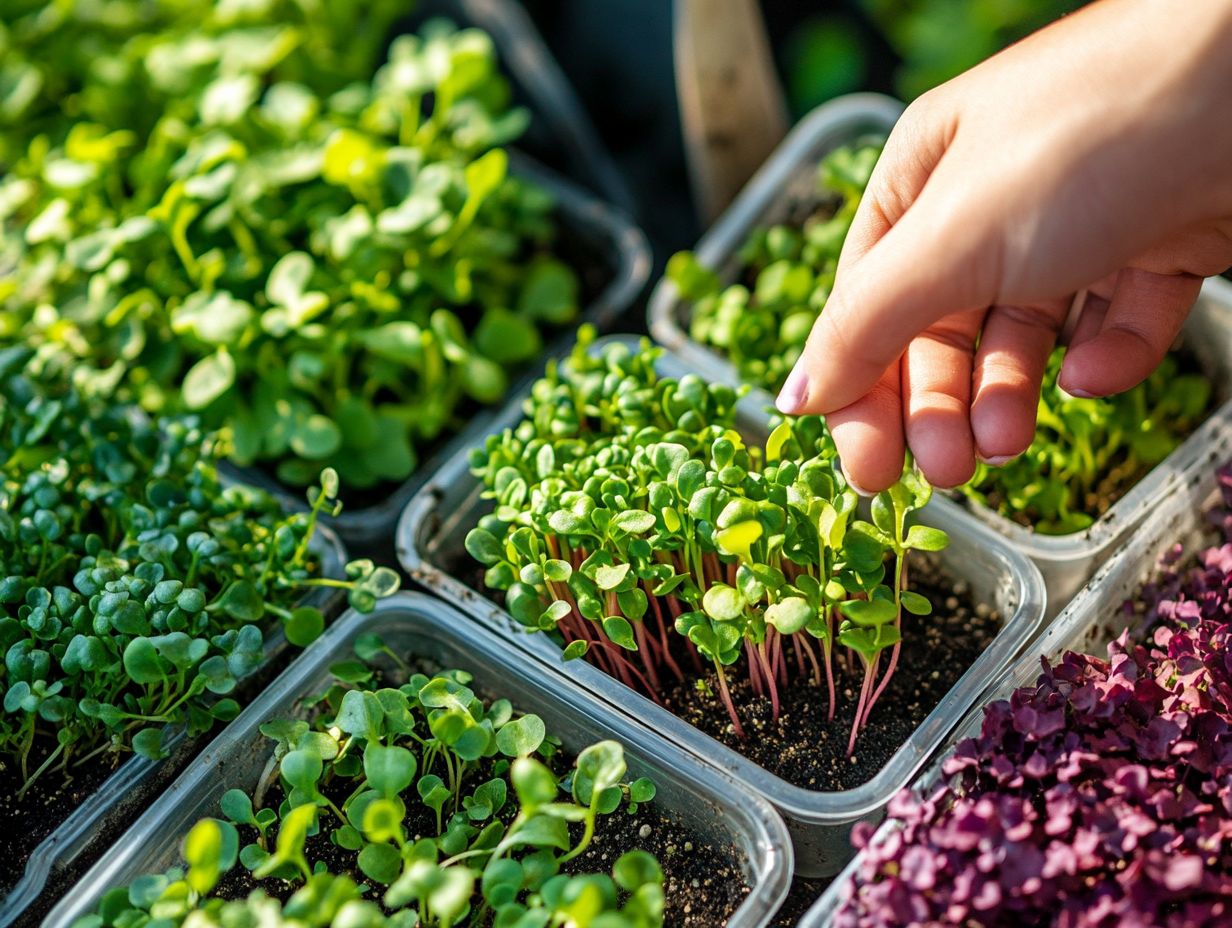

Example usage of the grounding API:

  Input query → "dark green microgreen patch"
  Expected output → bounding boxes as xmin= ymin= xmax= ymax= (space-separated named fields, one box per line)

xmin=0 ymin=14 xmax=578 ymax=496
xmin=78 ymin=639 xmax=664 ymax=928
xmin=0 ymin=358 xmax=398 ymax=799
xmin=958 ymin=350 xmax=1212 ymax=534
xmin=465 ymin=330 xmax=946 ymax=755
xmin=667 ymin=144 xmax=1215 ymax=536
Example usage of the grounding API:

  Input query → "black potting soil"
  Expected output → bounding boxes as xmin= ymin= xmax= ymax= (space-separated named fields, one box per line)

xmin=771 ymin=875 xmax=834 ymax=927
xmin=0 ymin=742 xmax=123 ymax=893
xmin=213 ymin=658 xmax=748 ymax=927
xmin=661 ymin=558 xmax=1001 ymax=792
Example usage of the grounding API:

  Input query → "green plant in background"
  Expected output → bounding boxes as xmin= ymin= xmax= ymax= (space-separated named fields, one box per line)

xmin=0 ymin=0 xmax=408 ymax=167
xmin=0 ymin=17 xmax=579 ymax=494
xmin=0 ymin=351 xmax=400 ymax=797
xmin=667 ymin=143 xmax=881 ymax=394
xmin=958 ymin=350 xmax=1211 ymax=534
xmin=80 ymin=639 xmax=664 ymax=928
xmin=780 ymin=1 xmax=1086 ymax=111
xmin=464 ymin=331 xmax=946 ymax=753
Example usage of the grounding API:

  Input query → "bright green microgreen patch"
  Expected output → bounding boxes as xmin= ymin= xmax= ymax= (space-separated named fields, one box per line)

xmin=0 ymin=355 xmax=398 ymax=798
xmin=465 ymin=330 xmax=947 ymax=755
xmin=0 ymin=14 xmax=579 ymax=495
xmin=79 ymin=639 xmax=664 ymax=928
xmin=957 ymin=350 xmax=1212 ymax=534
xmin=668 ymin=143 xmax=1215 ymax=536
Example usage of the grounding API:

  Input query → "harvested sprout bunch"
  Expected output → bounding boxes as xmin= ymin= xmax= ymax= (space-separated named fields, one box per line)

xmin=0 ymin=17 xmax=578 ymax=491
xmin=466 ymin=332 xmax=948 ymax=755
xmin=958 ymin=351 xmax=1211 ymax=534
xmin=666 ymin=142 xmax=880 ymax=392
xmin=0 ymin=355 xmax=398 ymax=797
xmin=836 ymin=465 xmax=1232 ymax=927
xmin=84 ymin=636 xmax=664 ymax=928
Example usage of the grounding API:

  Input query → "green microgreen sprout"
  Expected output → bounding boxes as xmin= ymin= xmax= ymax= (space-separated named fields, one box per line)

xmin=0 ymin=357 xmax=398 ymax=799
xmin=464 ymin=329 xmax=948 ymax=754
xmin=78 ymin=636 xmax=665 ymax=928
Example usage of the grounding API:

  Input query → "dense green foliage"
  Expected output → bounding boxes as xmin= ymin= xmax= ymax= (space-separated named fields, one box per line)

xmin=79 ymin=639 xmax=663 ymax=928
xmin=0 ymin=356 xmax=398 ymax=796
xmin=958 ymin=351 xmax=1211 ymax=534
xmin=465 ymin=331 xmax=946 ymax=752
xmin=666 ymin=143 xmax=880 ymax=394
xmin=0 ymin=11 xmax=581 ymax=493
xmin=0 ymin=0 xmax=407 ymax=167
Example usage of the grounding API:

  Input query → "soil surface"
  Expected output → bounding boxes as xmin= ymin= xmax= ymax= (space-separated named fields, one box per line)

xmin=661 ymin=557 xmax=1001 ymax=792
xmin=0 ymin=741 xmax=125 ymax=893
xmin=770 ymin=875 xmax=834 ymax=927
xmin=214 ymin=661 xmax=748 ymax=927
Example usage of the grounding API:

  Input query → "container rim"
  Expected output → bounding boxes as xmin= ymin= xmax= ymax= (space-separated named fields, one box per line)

xmin=43 ymin=593 xmax=794 ymax=928
xmin=396 ymin=332 xmax=1047 ymax=825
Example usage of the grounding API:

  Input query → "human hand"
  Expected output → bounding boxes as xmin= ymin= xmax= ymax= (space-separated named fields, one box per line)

xmin=775 ymin=0 xmax=1232 ymax=493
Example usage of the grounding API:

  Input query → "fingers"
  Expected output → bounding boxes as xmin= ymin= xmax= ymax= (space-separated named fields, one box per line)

xmin=829 ymin=362 xmax=905 ymax=495
xmin=902 ymin=310 xmax=984 ymax=488
xmin=1059 ymin=268 xmax=1200 ymax=396
xmin=970 ymin=297 xmax=1072 ymax=463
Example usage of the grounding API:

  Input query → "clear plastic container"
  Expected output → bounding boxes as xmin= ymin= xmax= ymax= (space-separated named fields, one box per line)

xmin=396 ymin=334 xmax=1046 ymax=878
xmin=43 ymin=593 xmax=793 ymax=928
xmin=802 ymin=427 xmax=1232 ymax=926
xmin=229 ymin=152 xmax=651 ymax=555
xmin=646 ymin=92 xmax=1232 ymax=619
xmin=0 ymin=528 xmax=347 ymax=928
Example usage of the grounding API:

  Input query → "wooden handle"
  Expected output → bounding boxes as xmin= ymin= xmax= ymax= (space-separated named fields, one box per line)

xmin=675 ymin=0 xmax=789 ymax=223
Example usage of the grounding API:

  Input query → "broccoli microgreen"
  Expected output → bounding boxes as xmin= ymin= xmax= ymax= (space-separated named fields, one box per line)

xmin=0 ymin=359 xmax=398 ymax=798
xmin=464 ymin=330 xmax=947 ymax=753
xmin=80 ymin=637 xmax=665 ymax=928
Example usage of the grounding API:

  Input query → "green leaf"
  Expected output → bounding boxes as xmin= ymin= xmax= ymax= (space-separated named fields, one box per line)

xmin=358 ymin=841 xmax=402 ymax=886
xmin=701 ymin=584 xmax=746 ymax=623
xmin=900 ymin=590 xmax=933 ymax=616
xmin=496 ymin=714 xmax=546 ymax=757
xmin=602 ymin=616 xmax=637 ymax=651
xmin=364 ymin=743 xmax=417 ymax=798
xmin=838 ymin=597 xmax=897 ymax=627
xmin=765 ymin=597 xmax=814 ymax=635
xmin=905 ymin=525 xmax=949 ymax=552
xmin=182 ymin=349 xmax=236 ymax=409
xmin=285 ymin=607 xmax=324 ymax=647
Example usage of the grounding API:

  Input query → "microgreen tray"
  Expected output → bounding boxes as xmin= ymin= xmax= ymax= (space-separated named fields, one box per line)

xmin=397 ymin=334 xmax=1046 ymax=878
xmin=646 ymin=92 xmax=1232 ymax=619
xmin=43 ymin=593 xmax=793 ymax=928
xmin=801 ymin=416 xmax=1232 ymax=924
xmin=227 ymin=151 xmax=650 ymax=556
xmin=0 ymin=528 xmax=347 ymax=928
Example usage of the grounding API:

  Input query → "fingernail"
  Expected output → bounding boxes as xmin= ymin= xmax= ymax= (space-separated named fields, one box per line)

xmin=978 ymin=454 xmax=1015 ymax=467
xmin=1057 ymin=374 xmax=1096 ymax=399
xmin=775 ymin=365 xmax=810 ymax=414
xmin=841 ymin=462 xmax=875 ymax=498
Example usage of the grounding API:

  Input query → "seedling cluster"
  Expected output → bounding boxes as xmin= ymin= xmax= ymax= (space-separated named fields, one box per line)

xmin=83 ymin=636 xmax=664 ymax=928
xmin=958 ymin=350 xmax=1211 ymax=534
xmin=466 ymin=331 xmax=948 ymax=754
xmin=835 ymin=465 xmax=1232 ymax=925
xmin=0 ymin=356 xmax=398 ymax=798
xmin=1 ymin=12 xmax=580 ymax=493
